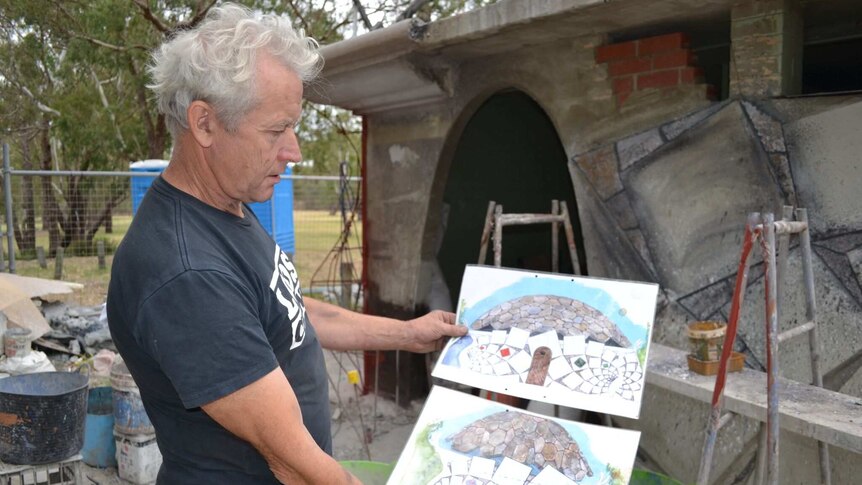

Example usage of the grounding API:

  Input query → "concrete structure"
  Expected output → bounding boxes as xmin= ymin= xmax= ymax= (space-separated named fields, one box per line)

xmin=307 ymin=0 xmax=862 ymax=483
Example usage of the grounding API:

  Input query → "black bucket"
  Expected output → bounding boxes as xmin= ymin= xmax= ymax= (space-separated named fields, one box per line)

xmin=0 ymin=371 xmax=89 ymax=464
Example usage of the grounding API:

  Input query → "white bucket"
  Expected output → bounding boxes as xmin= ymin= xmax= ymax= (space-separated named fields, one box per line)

xmin=114 ymin=432 xmax=162 ymax=484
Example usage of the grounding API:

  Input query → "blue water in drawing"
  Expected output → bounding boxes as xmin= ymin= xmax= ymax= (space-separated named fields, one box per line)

xmin=442 ymin=335 xmax=473 ymax=366
xmin=461 ymin=276 xmax=648 ymax=346
xmin=428 ymin=408 xmax=607 ymax=482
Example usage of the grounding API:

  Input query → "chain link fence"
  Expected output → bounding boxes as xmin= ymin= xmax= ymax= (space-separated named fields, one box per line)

xmin=1 ymin=157 xmax=361 ymax=305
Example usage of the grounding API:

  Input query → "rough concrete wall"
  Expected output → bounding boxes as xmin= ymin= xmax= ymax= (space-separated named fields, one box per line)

xmin=365 ymin=34 xmax=714 ymax=314
xmin=364 ymin=105 xmax=451 ymax=310
xmin=361 ymin=19 xmax=862 ymax=483
xmin=578 ymin=96 xmax=862 ymax=483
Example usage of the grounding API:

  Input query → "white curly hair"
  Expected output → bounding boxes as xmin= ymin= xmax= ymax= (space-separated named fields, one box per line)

xmin=148 ymin=3 xmax=322 ymax=138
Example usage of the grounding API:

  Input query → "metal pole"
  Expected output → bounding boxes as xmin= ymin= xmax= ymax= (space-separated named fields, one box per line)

xmin=697 ymin=212 xmax=760 ymax=485
xmin=797 ymin=208 xmax=831 ymax=485
xmin=551 ymin=200 xmax=559 ymax=273
xmin=762 ymin=213 xmax=780 ymax=485
xmin=493 ymin=204 xmax=503 ymax=267
xmin=3 ymin=143 xmax=16 ymax=273
xmin=776 ymin=206 xmax=793 ymax=320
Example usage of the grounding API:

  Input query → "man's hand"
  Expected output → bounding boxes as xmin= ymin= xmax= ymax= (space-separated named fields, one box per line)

xmin=403 ymin=310 xmax=468 ymax=353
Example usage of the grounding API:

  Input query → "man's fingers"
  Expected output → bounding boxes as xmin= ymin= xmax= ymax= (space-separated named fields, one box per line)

xmin=439 ymin=322 xmax=468 ymax=337
xmin=438 ymin=311 xmax=456 ymax=325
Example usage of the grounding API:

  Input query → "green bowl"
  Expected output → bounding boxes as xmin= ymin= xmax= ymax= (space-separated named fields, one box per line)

xmin=631 ymin=469 xmax=686 ymax=485
xmin=339 ymin=460 xmax=394 ymax=485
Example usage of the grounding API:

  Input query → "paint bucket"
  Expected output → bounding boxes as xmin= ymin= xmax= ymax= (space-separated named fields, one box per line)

xmin=339 ymin=461 xmax=394 ymax=485
xmin=114 ymin=431 xmax=162 ymax=484
xmin=82 ymin=386 xmax=117 ymax=468
xmin=687 ymin=321 xmax=726 ymax=361
xmin=3 ymin=327 xmax=32 ymax=358
xmin=110 ymin=359 xmax=154 ymax=435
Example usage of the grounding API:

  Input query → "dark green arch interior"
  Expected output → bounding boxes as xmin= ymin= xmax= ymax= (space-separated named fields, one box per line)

xmin=437 ymin=90 xmax=587 ymax=308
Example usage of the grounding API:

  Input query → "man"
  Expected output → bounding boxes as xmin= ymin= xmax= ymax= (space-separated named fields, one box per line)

xmin=106 ymin=4 xmax=466 ymax=483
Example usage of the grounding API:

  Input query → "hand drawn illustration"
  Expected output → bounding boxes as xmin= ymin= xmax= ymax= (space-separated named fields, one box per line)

xmin=432 ymin=265 xmax=659 ymax=418
xmin=388 ymin=386 xmax=640 ymax=485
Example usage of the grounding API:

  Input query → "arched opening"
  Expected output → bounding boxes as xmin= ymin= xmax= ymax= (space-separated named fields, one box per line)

xmin=436 ymin=90 xmax=587 ymax=308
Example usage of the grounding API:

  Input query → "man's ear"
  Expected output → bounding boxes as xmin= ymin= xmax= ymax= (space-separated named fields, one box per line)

xmin=187 ymin=100 xmax=215 ymax=148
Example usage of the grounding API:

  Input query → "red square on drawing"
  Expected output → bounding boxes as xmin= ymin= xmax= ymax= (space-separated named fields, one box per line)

xmin=500 ymin=348 xmax=511 ymax=357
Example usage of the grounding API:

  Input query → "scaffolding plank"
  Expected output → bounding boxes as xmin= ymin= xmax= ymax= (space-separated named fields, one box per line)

xmin=647 ymin=344 xmax=862 ymax=453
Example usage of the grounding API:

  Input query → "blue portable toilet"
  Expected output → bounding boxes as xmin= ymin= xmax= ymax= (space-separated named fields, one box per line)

xmin=129 ymin=160 xmax=295 ymax=255
xmin=248 ymin=166 xmax=296 ymax=255
xmin=130 ymin=160 xmax=169 ymax=215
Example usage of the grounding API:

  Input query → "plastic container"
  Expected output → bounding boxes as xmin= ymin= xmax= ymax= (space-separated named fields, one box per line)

xmin=82 ymin=387 xmax=117 ymax=468
xmin=3 ymin=327 xmax=32 ymax=358
xmin=687 ymin=321 xmax=727 ymax=361
xmin=248 ymin=165 xmax=296 ymax=255
xmin=115 ymin=431 xmax=162 ymax=484
xmin=0 ymin=371 xmax=89 ymax=464
xmin=630 ymin=469 xmax=685 ymax=484
xmin=111 ymin=359 xmax=154 ymax=435
xmin=130 ymin=160 xmax=169 ymax=215
xmin=339 ymin=461 xmax=393 ymax=485
xmin=130 ymin=160 xmax=295 ymax=254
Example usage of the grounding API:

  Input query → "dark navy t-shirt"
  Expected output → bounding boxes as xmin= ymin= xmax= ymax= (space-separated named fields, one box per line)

xmin=107 ymin=176 xmax=330 ymax=484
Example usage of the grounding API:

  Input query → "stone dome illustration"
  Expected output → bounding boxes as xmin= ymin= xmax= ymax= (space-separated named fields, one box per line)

xmin=448 ymin=411 xmax=593 ymax=482
xmin=470 ymin=295 xmax=632 ymax=347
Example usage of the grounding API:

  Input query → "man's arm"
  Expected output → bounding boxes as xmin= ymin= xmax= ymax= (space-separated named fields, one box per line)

xmin=201 ymin=368 xmax=360 ymax=484
xmin=304 ymin=297 xmax=467 ymax=352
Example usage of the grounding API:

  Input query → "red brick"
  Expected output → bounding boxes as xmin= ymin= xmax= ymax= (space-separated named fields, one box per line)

xmin=595 ymin=41 xmax=637 ymax=63
xmin=653 ymin=49 xmax=696 ymax=70
xmin=680 ymin=66 xmax=705 ymax=84
xmin=638 ymin=32 xmax=689 ymax=56
xmin=637 ymin=69 xmax=680 ymax=90
xmin=608 ymin=57 xmax=652 ymax=77
xmin=613 ymin=76 xmax=634 ymax=94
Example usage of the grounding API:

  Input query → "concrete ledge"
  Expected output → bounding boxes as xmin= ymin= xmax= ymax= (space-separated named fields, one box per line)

xmin=646 ymin=344 xmax=862 ymax=453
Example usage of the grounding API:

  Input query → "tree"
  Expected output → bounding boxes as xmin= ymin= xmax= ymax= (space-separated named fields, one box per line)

xmin=0 ymin=0 xmax=494 ymax=256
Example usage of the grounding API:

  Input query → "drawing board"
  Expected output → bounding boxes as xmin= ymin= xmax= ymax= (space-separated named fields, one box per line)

xmin=388 ymin=386 xmax=641 ymax=485
xmin=432 ymin=265 xmax=659 ymax=418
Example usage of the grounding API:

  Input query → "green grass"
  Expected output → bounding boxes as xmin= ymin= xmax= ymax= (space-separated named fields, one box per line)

xmin=12 ymin=210 xmax=362 ymax=306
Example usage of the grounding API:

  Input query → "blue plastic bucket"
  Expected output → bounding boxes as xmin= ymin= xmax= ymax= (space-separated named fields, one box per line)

xmin=111 ymin=360 xmax=154 ymax=435
xmin=82 ymin=387 xmax=117 ymax=467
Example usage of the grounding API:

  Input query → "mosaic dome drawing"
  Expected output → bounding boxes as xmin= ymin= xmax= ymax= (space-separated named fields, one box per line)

xmin=448 ymin=411 xmax=593 ymax=482
xmin=470 ymin=295 xmax=632 ymax=347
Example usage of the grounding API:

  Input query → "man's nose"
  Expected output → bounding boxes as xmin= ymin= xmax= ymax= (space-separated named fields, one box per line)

xmin=278 ymin=134 xmax=302 ymax=163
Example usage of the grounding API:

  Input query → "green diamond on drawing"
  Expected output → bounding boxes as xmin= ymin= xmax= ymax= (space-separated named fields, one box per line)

xmin=574 ymin=357 xmax=586 ymax=368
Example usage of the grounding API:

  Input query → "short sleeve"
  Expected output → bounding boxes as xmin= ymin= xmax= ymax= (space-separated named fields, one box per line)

xmin=135 ymin=270 xmax=278 ymax=409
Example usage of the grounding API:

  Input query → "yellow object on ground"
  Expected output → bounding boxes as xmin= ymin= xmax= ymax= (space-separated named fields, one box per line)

xmin=347 ymin=370 xmax=360 ymax=385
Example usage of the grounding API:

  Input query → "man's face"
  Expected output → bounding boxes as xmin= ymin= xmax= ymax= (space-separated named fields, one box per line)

xmin=207 ymin=54 xmax=303 ymax=205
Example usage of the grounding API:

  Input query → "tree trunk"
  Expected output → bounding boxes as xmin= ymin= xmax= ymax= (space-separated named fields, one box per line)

xmin=39 ymin=118 xmax=62 ymax=257
xmin=105 ymin=205 xmax=113 ymax=233
xmin=13 ymin=136 xmax=37 ymax=255
xmin=61 ymin=175 xmax=88 ymax=254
